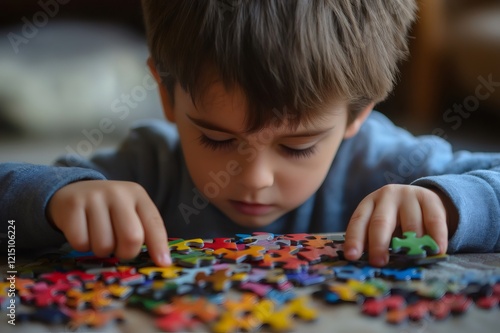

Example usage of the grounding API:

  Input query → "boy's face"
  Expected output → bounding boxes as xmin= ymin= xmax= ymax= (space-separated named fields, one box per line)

xmin=161 ymin=77 xmax=369 ymax=228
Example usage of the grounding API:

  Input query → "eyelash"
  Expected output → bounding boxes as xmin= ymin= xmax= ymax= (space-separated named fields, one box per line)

xmin=198 ymin=134 xmax=317 ymax=159
xmin=198 ymin=135 xmax=235 ymax=151
xmin=281 ymin=146 xmax=317 ymax=159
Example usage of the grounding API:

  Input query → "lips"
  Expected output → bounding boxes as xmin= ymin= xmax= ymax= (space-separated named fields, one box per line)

xmin=230 ymin=200 xmax=274 ymax=216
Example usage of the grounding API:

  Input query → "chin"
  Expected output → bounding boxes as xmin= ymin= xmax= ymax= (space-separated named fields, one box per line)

xmin=229 ymin=213 xmax=282 ymax=229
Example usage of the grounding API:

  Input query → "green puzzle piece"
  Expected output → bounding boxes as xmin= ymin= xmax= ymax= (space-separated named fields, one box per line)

xmin=391 ymin=232 xmax=439 ymax=257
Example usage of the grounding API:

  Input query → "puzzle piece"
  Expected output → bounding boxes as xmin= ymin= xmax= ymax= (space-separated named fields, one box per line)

xmin=391 ymin=232 xmax=439 ymax=258
xmin=22 ymin=280 xmax=81 ymax=307
xmin=286 ymin=271 xmax=325 ymax=286
xmin=169 ymin=238 xmax=205 ymax=253
xmin=379 ymin=267 xmax=422 ymax=281
xmin=202 ymin=238 xmax=240 ymax=250
xmin=414 ymin=280 xmax=448 ymax=299
xmin=212 ymin=293 xmax=262 ymax=333
xmin=11 ymin=278 xmax=34 ymax=298
xmin=85 ymin=281 xmax=133 ymax=300
xmin=277 ymin=233 xmax=315 ymax=245
xmin=265 ymin=289 xmax=297 ymax=305
xmin=261 ymin=296 xmax=318 ymax=331
xmin=362 ymin=295 xmax=406 ymax=317
xmin=214 ymin=245 xmax=266 ymax=263
xmin=171 ymin=249 xmax=217 ymax=268
xmin=332 ymin=265 xmax=380 ymax=281
xmin=475 ymin=283 xmax=500 ymax=309
xmin=386 ymin=300 xmax=430 ymax=324
xmin=386 ymin=294 xmax=473 ymax=324
xmin=155 ymin=310 xmax=201 ymax=332
xmin=238 ymin=281 xmax=273 ymax=297
xmin=297 ymin=245 xmax=340 ymax=264
xmin=65 ymin=308 xmax=125 ymax=329
xmin=66 ymin=283 xmax=113 ymax=309
xmin=39 ymin=270 xmax=98 ymax=284
xmin=315 ymin=283 xmax=357 ymax=304
xmin=138 ymin=265 xmax=183 ymax=279
xmin=240 ymin=232 xmax=291 ymax=250
xmin=127 ymin=294 xmax=167 ymax=311
xmin=155 ymin=296 xmax=219 ymax=320
xmin=195 ymin=268 xmax=234 ymax=292
xmin=101 ymin=266 xmax=145 ymax=285
xmin=257 ymin=246 xmax=309 ymax=272
xmin=428 ymin=294 xmax=472 ymax=320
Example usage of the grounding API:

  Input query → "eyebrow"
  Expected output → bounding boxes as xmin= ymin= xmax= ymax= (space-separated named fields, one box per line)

xmin=186 ymin=114 xmax=334 ymax=138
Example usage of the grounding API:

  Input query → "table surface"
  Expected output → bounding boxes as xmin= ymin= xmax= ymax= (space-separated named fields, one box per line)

xmin=1 ymin=235 xmax=500 ymax=333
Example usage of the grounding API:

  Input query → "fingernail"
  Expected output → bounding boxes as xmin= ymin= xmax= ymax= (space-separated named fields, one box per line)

xmin=159 ymin=253 xmax=172 ymax=266
xmin=346 ymin=248 xmax=358 ymax=258
xmin=372 ymin=257 xmax=387 ymax=267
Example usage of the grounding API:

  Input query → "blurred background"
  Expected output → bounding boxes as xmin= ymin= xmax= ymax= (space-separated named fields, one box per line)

xmin=0 ymin=0 xmax=499 ymax=165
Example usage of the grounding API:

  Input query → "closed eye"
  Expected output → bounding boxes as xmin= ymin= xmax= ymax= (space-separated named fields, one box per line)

xmin=280 ymin=145 xmax=317 ymax=159
xmin=198 ymin=134 xmax=235 ymax=151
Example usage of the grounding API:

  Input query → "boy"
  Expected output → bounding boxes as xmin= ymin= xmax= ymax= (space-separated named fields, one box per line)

xmin=1 ymin=0 xmax=499 ymax=268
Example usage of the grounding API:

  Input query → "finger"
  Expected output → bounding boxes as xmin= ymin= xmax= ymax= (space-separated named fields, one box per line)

xmin=399 ymin=192 xmax=424 ymax=236
xmin=110 ymin=204 xmax=145 ymax=260
xmin=419 ymin=191 xmax=448 ymax=254
xmin=136 ymin=196 xmax=171 ymax=266
xmin=368 ymin=195 xmax=398 ymax=266
xmin=56 ymin=205 xmax=90 ymax=253
xmin=344 ymin=198 xmax=374 ymax=261
xmin=86 ymin=199 xmax=115 ymax=257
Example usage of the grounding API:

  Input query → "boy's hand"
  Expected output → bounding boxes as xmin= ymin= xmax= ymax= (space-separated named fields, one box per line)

xmin=343 ymin=184 xmax=457 ymax=267
xmin=47 ymin=180 xmax=171 ymax=267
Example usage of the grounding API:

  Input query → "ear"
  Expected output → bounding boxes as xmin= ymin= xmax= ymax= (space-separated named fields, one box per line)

xmin=343 ymin=102 xmax=374 ymax=139
xmin=147 ymin=57 xmax=176 ymax=123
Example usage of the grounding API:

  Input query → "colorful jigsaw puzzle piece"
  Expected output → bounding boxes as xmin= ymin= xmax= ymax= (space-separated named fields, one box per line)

xmin=391 ymin=232 xmax=439 ymax=258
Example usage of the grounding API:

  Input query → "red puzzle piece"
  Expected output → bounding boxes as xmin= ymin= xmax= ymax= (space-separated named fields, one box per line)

xmin=297 ymin=245 xmax=340 ymax=264
xmin=203 ymin=238 xmax=241 ymax=250
xmin=362 ymin=295 xmax=406 ymax=317
xmin=257 ymin=246 xmax=309 ymax=272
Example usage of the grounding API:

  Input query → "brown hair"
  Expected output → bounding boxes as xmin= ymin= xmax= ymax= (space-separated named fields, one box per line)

xmin=142 ymin=0 xmax=417 ymax=131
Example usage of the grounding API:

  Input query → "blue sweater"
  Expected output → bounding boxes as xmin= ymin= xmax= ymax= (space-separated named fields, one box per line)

xmin=1 ymin=112 xmax=500 ymax=252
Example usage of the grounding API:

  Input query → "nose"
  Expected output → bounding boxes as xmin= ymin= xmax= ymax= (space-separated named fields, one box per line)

xmin=237 ymin=151 xmax=274 ymax=191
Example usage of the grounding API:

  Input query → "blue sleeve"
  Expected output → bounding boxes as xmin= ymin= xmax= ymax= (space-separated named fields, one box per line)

xmin=0 ymin=120 xmax=180 ymax=251
xmin=0 ymin=163 xmax=105 ymax=250
xmin=55 ymin=120 xmax=180 ymax=208
xmin=347 ymin=112 xmax=500 ymax=253
xmin=412 ymin=159 xmax=500 ymax=253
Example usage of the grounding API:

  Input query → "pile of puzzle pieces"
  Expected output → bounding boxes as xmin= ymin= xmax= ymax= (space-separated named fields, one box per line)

xmin=1 ymin=231 xmax=499 ymax=331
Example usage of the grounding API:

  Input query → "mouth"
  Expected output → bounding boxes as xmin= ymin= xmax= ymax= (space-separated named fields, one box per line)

xmin=229 ymin=200 xmax=274 ymax=216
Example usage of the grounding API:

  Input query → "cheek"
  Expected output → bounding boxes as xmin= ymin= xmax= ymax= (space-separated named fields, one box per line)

xmin=179 ymin=136 xmax=233 ymax=196
xmin=278 ymin=164 xmax=329 ymax=203
xmin=279 ymin=141 xmax=341 ymax=201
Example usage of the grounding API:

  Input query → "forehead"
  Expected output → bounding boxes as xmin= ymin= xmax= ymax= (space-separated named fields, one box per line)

xmin=176 ymin=78 xmax=347 ymax=133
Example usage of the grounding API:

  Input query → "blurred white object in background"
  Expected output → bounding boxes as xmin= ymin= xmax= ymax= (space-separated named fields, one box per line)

xmin=0 ymin=20 xmax=163 ymax=136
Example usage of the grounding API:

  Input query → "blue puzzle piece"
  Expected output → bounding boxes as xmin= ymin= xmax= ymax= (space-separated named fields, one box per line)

xmin=380 ymin=267 xmax=422 ymax=281
xmin=266 ymin=289 xmax=297 ymax=305
xmin=286 ymin=272 xmax=326 ymax=286
xmin=332 ymin=265 xmax=380 ymax=281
